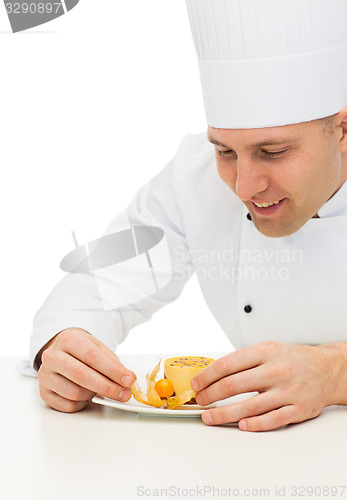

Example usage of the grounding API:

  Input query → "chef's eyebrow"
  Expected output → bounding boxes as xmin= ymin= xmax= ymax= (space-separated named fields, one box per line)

xmin=207 ymin=136 xmax=293 ymax=149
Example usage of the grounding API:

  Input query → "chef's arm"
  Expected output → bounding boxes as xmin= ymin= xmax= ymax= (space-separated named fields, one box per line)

xmin=30 ymin=135 xmax=194 ymax=371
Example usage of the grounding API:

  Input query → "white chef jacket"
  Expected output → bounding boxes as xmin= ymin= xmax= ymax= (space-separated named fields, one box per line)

xmin=29 ymin=132 xmax=347 ymax=371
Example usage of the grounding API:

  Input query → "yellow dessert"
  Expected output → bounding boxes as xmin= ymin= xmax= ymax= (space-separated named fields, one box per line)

xmin=130 ymin=356 xmax=215 ymax=409
xmin=164 ymin=356 xmax=215 ymax=395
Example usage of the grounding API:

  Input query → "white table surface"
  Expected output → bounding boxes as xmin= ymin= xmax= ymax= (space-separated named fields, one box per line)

xmin=1 ymin=354 xmax=347 ymax=500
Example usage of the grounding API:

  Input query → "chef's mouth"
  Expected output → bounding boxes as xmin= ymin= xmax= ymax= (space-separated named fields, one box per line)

xmin=250 ymin=198 xmax=286 ymax=215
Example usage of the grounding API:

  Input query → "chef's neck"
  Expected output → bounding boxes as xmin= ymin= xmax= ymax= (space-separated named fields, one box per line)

xmin=313 ymin=155 xmax=347 ymax=218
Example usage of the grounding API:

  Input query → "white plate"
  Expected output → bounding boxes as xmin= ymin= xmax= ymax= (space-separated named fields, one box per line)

xmin=92 ymin=394 xmax=216 ymax=417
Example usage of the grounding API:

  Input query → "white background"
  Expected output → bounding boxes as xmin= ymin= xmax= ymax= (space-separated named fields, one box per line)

xmin=0 ymin=0 xmax=233 ymax=357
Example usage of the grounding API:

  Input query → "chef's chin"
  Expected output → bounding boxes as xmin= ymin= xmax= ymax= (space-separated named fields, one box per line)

xmin=252 ymin=216 xmax=308 ymax=238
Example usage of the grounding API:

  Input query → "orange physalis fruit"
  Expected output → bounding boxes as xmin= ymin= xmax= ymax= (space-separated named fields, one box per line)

xmin=154 ymin=379 xmax=175 ymax=398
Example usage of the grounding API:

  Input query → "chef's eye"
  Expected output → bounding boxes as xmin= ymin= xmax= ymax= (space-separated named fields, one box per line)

xmin=263 ymin=150 xmax=287 ymax=158
xmin=216 ymin=149 xmax=235 ymax=157
xmin=216 ymin=148 xmax=287 ymax=158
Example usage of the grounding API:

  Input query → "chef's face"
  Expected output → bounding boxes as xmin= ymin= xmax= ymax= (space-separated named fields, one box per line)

xmin=208 ymin=114 xmax=347 ymax=237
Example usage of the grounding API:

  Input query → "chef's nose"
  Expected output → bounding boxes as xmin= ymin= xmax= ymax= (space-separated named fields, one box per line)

xmin=235 ymin=157 xmax=269 ymax=201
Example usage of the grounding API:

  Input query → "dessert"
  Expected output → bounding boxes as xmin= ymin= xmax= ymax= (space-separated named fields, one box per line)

xmin=164 ymin=356 xmax=215 ymax=395
xmin=130 ymin=356 xmax=215 ymax=409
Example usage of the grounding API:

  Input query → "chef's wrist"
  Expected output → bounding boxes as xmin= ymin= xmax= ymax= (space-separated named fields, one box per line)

xmin=318 ymin=342 xmax=347 ymax=406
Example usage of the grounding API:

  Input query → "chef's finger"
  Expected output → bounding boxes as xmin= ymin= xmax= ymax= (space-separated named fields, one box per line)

xmin=200 ymin=390 xmax=285 ymax=426
xmin=237 ymin=405 xmax=300 ymax=432
xmin=192 ymin=344 xmax=268 ymax=391
xmin=42 ymin=349 xmax=132 ymax=402
xmin=40 ymin=388 xmax=90 ymax=413
xmin=77 ymin=330 xmax=124 ymax=357
xmin=196 ymin=365 xmax=269 ymax=405
xmin=38 ymin=361 xmax=95 ymax=401
xmin=44 ymin=371 xmax=96 ymax=402
xmin=55 ymin=330 xmax=136 ymax=388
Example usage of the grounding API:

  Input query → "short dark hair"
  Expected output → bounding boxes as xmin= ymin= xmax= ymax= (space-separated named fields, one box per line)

xmin=320 ymin=115 xmax=335 ymax=135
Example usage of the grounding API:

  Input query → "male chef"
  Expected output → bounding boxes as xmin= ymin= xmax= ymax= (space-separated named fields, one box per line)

xmin=31 ymin=0 xmax=347 ymax=431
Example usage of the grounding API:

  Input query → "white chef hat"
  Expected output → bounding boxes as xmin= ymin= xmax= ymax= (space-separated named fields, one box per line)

xmin=186 ymin=0 xmax=347 ymax=129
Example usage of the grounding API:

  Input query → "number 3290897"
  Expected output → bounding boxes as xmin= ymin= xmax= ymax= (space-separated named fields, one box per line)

xmin=5 ymin=3 xmax=63 ymax=14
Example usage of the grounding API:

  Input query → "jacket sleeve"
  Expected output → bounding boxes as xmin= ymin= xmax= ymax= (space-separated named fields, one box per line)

xmin=29 ymin=136 xmax=194 ymax=371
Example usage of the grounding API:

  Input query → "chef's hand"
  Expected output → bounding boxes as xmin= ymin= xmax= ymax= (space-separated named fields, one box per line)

xmin=37 ymin=327 xmax=136 ymax=413
xmin=191 ymin=341 xmax=342 ymax=432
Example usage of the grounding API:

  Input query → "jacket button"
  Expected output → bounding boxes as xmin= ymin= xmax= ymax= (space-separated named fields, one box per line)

xmin=247 ymin=213 xmax=252 ymax=221
xmin=244 ymin=305 xmax=252 ymax=313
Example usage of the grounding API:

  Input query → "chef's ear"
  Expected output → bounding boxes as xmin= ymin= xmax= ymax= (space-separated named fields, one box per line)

xmin=335 ymin=106 xmax=347 ymax=153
